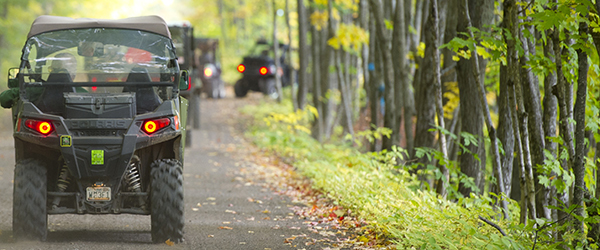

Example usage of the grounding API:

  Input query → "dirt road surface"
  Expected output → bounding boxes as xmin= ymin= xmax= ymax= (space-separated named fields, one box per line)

xmin=0 ymin=91 xmax=339 ymax=250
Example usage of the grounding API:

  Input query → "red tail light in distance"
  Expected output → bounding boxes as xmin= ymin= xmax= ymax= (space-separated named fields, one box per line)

xmin=259 ymin=66 xmax=268 ymax=75
xmin=237 ymin=64 xmax=246 ymax=73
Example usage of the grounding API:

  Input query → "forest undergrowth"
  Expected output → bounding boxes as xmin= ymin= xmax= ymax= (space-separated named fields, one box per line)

xmin=240 ymin=96 xmax=568 ymax=250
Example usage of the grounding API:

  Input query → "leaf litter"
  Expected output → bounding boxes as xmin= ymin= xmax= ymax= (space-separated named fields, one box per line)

xmin=232 ymin=145 xmax=392 ymax=249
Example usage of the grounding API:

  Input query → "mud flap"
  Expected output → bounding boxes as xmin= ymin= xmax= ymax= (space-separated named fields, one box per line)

xmin=179 ymin=97 xmax=189 ymax=154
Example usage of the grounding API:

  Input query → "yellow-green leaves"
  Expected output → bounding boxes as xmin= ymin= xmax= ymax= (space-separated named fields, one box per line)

xmin=327 ymin=23 xmax=369 ymax=52
xmin=310 ymin=11 xmax=328 ymax=31
xmin=263 ymin=105 xmax=317 ymax=135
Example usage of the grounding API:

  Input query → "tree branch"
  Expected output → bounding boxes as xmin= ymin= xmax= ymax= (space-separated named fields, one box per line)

xmin=478 ymin=216 xmax=507 ymax=236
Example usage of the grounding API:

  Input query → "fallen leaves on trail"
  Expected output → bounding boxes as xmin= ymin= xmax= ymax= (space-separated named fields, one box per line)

xmin=223 ymin=107 xmax=392 ymax=249
xmin=219 ymin=226 xmax=233 ymax=230
xmin=232 ymin=150 xmax=392 ymax=249
xmin=165 ymin=239 xmax=175 ymax=246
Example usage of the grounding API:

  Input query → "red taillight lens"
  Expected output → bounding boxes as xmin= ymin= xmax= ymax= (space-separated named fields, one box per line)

xmin=142 ymin=118 xmax=171 ymax=134
xmin=25 ymin=119 xmax=54 ymax=135
xmin=204 ymin=67 xmax=213 ymax=77
xmin=237 ymin=64 xmax=246 ymax=73
xmin=188 ymin=75 xmax=192 ymax=91
xmin=259 ymin=66 xmax=268 ymax=75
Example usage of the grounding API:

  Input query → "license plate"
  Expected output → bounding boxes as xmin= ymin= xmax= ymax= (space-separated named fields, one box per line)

xmin=86 ymin=187 xmax=111 ymax=201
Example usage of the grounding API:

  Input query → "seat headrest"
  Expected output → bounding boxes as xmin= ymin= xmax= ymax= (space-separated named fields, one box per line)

xmin=126 ymin=67 xmax=151 ymax=82
xmin=47 ymin=70 xmax=72 ymax=82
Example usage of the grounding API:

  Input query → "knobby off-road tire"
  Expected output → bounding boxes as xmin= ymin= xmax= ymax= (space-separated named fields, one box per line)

xmin=259 ymin=78 xmax=277 ymax=98
xmin=12 ymin=159 xmax=48 ymax=241
xmin=150 ymin=159 xmax=184 ymax=243
xmin=234 ymin=79 xmax=248 ymax=98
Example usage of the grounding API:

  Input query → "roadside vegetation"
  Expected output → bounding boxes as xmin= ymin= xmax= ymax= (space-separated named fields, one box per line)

xmin=242 ymin=95 xmax=559 ymax=249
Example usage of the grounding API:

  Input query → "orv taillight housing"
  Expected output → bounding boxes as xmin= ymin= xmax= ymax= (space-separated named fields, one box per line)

xmin=24 ymin=119 xmax=54 ymax=135
xmin=142 ymin=117 xmax=175 ymax=134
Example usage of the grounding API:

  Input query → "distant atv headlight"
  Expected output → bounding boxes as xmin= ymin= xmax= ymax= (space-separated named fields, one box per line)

xmin=204 ymin=63 xmax=216 ymax=78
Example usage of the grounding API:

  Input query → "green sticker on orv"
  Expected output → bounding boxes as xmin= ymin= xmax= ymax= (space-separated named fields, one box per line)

xmin=91 ymin=150 xmax=104 ymax=165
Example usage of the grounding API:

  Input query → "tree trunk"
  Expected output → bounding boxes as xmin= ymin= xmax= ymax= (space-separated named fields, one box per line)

xmin=518 ymin=19 xmax=548 ymax=220
xmin=369 ymin=0 xmax=396 ymax=151
xmin=426 ymin=0 xmax=449 ymax=198
xmin=552 ymin=5 xmax=575 ymax=228
xmin=504 ymin=0 xmax=536 ymax=223
xmin=329 ymin=1 xmax=355 ymax=139
xmin=404 ymin=0 xmax=412 ymax=51
xmin=413 ymin=0 xmax=437 ymax=184
xmin=456 ymin=0 xmax=488 ymax=196
xmin=296 ymin=0 xmax=308 ymax=110
xmin=272 ymin=0 xmax=283 ymax=102
xmin=461 ymin=0 xmax=508 ymax=218
xmin=572 ymin=19 xmax=588 ymax=240
xmin=498 ymin=63 xmax=515 ymax=199
xmin=497 ymin=14 xmax=514 ymax=198
xmin=441 ymin=0 xmax=458 ymax=163
xmin=542 ymin=32 xmax=558 ymax=225
xmin=369 ymin=18 xmax=382 ymax=152
xmin=320 ymin=15 xmax=335 ymax=140
xmin=285 ymin=0 xmax=297 ymax=111
xmin=392 ymin=0 xmax=407 ymax=156
xmin=309 ymin=0 xmax=324 ymax=143
xmin=588 ymin=1 xmax=600 ymax=241
xmin=359 ymin=0 xmax=370 ymax=130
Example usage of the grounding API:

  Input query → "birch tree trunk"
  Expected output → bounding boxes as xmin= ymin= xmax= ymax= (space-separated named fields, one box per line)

xmin=518 ymin=18 xmax=549 ymax=220
xmin=497 ymin=63 xmax=514 ymax=198
xmin=550 ymin=27 xmax=572 ymax=244
xmin=542 ymin=33 xmax=558 ymax=224
xmin=572 ymin=19 xmax=588 ymax=240
xmin=551 ymin=3 xmax=574 ymax=227
xmin=498 ymin=12 xmax=514 ymax=197
xmin=427 ymin=0 xmax=449 ymax=198
xmin=504 ymin=0 xmax=536 ymax=223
